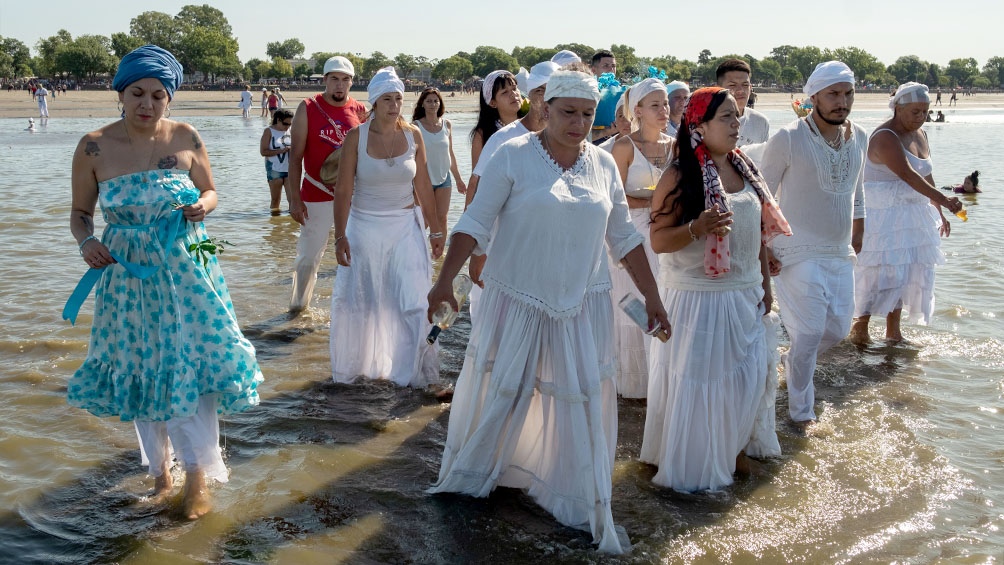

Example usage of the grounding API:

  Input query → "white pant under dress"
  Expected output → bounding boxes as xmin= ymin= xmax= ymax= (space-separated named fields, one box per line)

xmin=134 ymin=393 xmax=228 ymax=482
xmin=774 ymin=257 xmax=854 ymax=422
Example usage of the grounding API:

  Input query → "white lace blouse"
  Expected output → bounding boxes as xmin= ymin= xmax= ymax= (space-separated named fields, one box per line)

xmin=453 ymin=133 xmax=644 ymax=319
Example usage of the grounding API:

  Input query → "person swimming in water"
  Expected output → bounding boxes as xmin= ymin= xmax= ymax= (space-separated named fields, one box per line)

xmin=944 ymin=170 xmax=981 ymax=194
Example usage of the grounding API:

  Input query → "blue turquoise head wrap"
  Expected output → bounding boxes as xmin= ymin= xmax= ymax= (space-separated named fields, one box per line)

xmin=112 ymin=45 xmax=184 ymax=99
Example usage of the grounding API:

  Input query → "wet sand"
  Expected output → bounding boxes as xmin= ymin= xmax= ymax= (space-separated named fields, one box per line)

xmin=6 ymin=89 xmax=1002 ymax=119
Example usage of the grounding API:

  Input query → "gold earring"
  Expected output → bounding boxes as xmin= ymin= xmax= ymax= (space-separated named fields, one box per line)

xmin=165 ymin=106 xmax=171 ymax=118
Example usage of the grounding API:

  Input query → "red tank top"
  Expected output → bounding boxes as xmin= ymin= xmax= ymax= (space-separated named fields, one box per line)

xmin=301 ymin=94 xmax=368 ymax=202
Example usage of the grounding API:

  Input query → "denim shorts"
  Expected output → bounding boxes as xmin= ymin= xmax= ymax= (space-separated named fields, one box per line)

xmin=432 ymin=173 xmax=452 ymax=190
xmin=265 ymin=160 xmax=288 ymax=181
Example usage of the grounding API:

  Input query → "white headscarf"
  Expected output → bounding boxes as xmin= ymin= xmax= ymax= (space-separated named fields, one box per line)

xmin=803 ymin=61 xmax=855 ymax=96
xmin=665 ymin=80 xmax=690 ymax=96
xmin=890 ymin=82 xmax=930 ymax=109
xmin=543 ymin=70 xmax=599 ymax=102
xmin=516 ymin=61 xmax=561 ymax=95
xmin=625 ymin=78 xmax=667 ymax=129
xmin=367 ymin=66 xmax=404 ymax=105
xmin=551 ymin=50 xmax=582 ymax=67
xmin=481 ymin=69 xmax=513 ymax=105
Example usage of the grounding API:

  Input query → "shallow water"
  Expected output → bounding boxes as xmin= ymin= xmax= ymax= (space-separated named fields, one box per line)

xmin=0 ymin=105 xmax=1001 ymax=564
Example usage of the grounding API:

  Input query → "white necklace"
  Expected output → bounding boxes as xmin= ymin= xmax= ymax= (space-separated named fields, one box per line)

xmin=373 ymin=125 xmax=396 ymax=167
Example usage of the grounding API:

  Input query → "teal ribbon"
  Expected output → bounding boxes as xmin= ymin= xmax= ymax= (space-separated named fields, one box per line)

xmin=63 ymin=210 xmax=187 ymax=325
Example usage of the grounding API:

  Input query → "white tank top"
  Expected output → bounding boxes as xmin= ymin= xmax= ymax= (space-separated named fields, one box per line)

xmin=353 ymin=121 xmax=418 ymax=212
xmin=266 ymin=127 xmax=291 ymax=173
xmin=624 ymin=138 xmax=669 ymax=199
xmin=417 ymin=120 xmax=451 ymax=185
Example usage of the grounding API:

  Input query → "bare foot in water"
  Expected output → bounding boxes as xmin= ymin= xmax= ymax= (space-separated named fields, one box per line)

xmin=791 ymin=419 xmax=815 ymax=434
xmin=182 ymin=471 xmax=212 ymax=520
xmin=149 ymin=463 xmax=174 ymax=503
xmin=735 ymin=452 xmax=767 ymax=477
xmin=848 ymin=319 xmax=872 ymax=346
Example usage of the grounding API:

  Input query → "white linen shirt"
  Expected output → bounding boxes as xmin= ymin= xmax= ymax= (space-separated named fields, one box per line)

xmin=454 ymin=133 xmax=643 ymax=318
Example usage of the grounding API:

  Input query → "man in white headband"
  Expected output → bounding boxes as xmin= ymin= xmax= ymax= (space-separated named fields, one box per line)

xmin=465 ymin=60 xmax=560 ymax=320
xmin=759 ymin=60 xmax=868 ymax=431
xmin=428 ymin=67 xmax=664 ymax=555
xmin=287 ymin=55 xmax=367 ymax=312
xmin=664 ymin=80 xmax=689 ymax=138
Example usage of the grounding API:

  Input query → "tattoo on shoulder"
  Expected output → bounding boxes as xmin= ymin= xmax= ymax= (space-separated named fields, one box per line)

xmin=192 ymin=132 xmax=203 ymax=150
xmin=84 ymin=141 xmax=100 ymax=156
xmin=158 ymin=155 xmax=179 ymax=169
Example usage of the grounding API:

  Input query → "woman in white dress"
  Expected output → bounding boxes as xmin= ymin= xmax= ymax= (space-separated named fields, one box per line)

xmin=608 ymin=78 xmax=673 ymax=398
xmin=849 ymin=82 xmax=963 ymax=346
xmin=426 ymin=71 xmax=669 ymax=554
xmin=330 ymin=67 xmax=446 ymax=387
xmin=644 ymin=87 xmax=791 ymax=492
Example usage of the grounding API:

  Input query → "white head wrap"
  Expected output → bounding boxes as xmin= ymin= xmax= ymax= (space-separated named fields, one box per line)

xmin=803 ymin=61 xmax=855 ymax=96
xmin=367 ymin=66 xmax=404 ymax=105
xmin=481 ymin=69 xmax=513 ymax=105
xmin=551 ymin=50 xmax=582 ymax=67
xmin=526 ymin=61 xmax=560 ymax=93
xmin=890 ymin=82 xmax=930 ymax=109
xmin=516 ymin=67 xmax=529 ymax=94
xmin=544 ymin=70 xmax=600 ymax=102
xmin=624 ymin=78 xmax=668 ymax=129
xmin=665 ymin=80 xmax=690 ymax=96
xmin=614 ymin=88 xmax=627 ymax=114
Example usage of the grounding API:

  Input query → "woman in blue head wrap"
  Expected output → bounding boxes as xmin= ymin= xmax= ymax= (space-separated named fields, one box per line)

xmin=67 ymin=45 xmax=263 ymax=520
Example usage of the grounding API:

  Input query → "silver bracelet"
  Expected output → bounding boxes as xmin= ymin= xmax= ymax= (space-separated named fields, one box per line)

xmin=334 ymin=235 xmax=346 ymax=244
xmin=429 ymin=232 xmax=444 ymax=239
xmin=687 ymin=220 xmax=699 ymax=241
xmin=78 ymin=235 xmax=97 ymax=255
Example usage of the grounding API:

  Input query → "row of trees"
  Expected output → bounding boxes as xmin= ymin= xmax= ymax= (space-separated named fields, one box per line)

xmin=2 ymin=5 xmax=1003 ymax=90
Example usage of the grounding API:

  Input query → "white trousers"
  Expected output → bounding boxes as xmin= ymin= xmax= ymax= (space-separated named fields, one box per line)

xmin=134 ymin=393 xmax=228 ymax=482
xmin=37 ymin=98 xmax=49 ymax=117
xmin=290 ymin=199 xmax=334 ymax=311
xmin=774 ymin=257 xmax=854 ymax=422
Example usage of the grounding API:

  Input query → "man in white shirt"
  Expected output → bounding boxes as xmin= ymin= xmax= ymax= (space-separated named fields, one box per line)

xmin=759 ymin=61 xmax=867 ymax=430
xmin=664 ymin=80 xmax=689 ymax=138
xmin=35 ymin=85 xmax=50 ymax=118
xmin=717 ymin=59 xmax=768 ymax=157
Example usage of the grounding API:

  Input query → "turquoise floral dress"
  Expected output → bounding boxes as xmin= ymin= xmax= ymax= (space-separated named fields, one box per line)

xmin=67 ymin=169 xmax=262 ymax=422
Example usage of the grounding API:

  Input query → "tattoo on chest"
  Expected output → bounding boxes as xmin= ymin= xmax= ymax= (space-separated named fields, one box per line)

xmin=192 ymin=133 xmax=203 ymax=149
xmin=158 ymin=154 xmax=179 ymax=169
xmin=84 ymin=142 xmax=100 ymax=156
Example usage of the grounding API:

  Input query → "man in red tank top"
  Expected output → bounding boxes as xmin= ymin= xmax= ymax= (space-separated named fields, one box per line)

xmin=287 ymin=56 xmax=368 ymax=312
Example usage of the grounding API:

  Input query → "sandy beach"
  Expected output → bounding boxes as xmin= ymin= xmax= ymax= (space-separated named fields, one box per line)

xmin=6 ymin=88 xmax=1003 ymax=119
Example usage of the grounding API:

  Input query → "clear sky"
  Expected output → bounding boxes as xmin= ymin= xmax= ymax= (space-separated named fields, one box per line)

xmin=1 ymin=0 xmax=999 ymax=67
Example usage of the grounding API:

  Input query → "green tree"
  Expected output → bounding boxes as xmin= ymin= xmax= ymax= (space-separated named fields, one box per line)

xmin=175 ymin=4 xmax=232 ymax=35
xmin=511 ymin=45 xmax=556 ymax=69
xmin=0 ymin=37 xmax=32 ymax=78
xmin=363 ymin=51 xmax=392 ymax=78
xmin=129 ymin=11 xmax=180 ymax=53
xmin=266 ymin=38 xmax=305 ymax=60
xmin=780 ymin=66 xmax=802 ymax=86
xmin=827 ymin=46 xmax=883 ymax=85
xmin=887 ymin=55 xmax=929 ymax=84
xmin=469 ymin=45 xmax=517 ymax=78
xmin=945 ymin=57 xmax=979 ymax=87
xmin=983 ymin=56 xmax=1004 ymax=87
xmin=789 ymin=46 xmax=823 ymax=82
xmin=56 ymin=35 xmax=117 ymax=80
xmin=553 ymin=43 xmax=593 ymax=63
xmin=110 ymin=32 xmax=145 ymax=59
xmin=244 ymin=58 xmax=265 ymax=80
xmin=271 ymin=57 xmax=293 ymax=79
xmin=432 ymin=55 xmax=473 ymax=82
xmin=609 ymin=44 xmax=639 ymax=78
xmin=972 ymin=76 xmax=991 ymax=89
xmin=924 ymin=63 xmax=943 ymax=88
xmin=35 ymin=29 xmax=73 ymax=77
xmin=179 ymin=25 xmax=240 ymax=80
xmin=393 ymin=53 xmax=418 ymax=79
xmin=768 ymin=45 xmax=797 ymax=68
xmin=293 ymin=62 xmax=312 ymax=78
xmin=759 ymin=59 xmax=782 ymax=85
xmin=253 ymin=59 xmax=272 ymax=80
xmin=697 ymin=49 xmax=713 ymax=65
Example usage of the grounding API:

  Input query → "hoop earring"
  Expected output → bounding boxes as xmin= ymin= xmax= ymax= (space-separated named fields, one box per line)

xmin=165 ymin=106 xmax=171 ymax=119
xmin=116 ymin=101 xmax=123 ymax=117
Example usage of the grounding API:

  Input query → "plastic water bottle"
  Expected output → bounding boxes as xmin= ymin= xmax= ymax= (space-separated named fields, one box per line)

xmin=427 ymin=274 xmax=474 ymax=344
xmin=618 ymin=294 xmax=670 ymax=342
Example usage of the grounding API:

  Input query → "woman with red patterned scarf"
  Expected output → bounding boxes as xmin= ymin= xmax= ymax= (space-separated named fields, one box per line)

xmin=643 ymin=87 xmax=791 ymax=492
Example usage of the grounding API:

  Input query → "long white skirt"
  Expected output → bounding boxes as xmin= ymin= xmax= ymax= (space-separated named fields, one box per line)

xmin=330 ymin=206 xmax=439 ymax=387
xmin=854 ymin=179 xmax=945 ymax=324
xmin=641 ymin=286 xmax=777 ymax=492
xmin=429 ymin=286 xmax=625 ymax=554
xmin=608 ymin=206 xmax=659 ymax=398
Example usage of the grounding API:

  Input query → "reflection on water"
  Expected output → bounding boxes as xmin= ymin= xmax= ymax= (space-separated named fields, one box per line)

xmin=0 ymin=106 xmax=1001 ymax=563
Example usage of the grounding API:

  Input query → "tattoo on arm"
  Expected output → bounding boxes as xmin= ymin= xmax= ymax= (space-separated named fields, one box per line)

xmin=192 ymin=132 xmax=203 ymax=150
xmin=84 ymin=142 xmax=100 ymax=156
xmin=79 ymin=213 xmax=93 ymax=231
xmin=158 ymin=154 xmax=179 ymax=169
